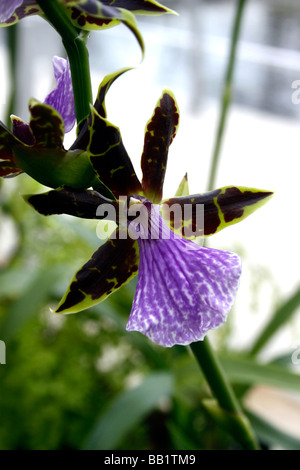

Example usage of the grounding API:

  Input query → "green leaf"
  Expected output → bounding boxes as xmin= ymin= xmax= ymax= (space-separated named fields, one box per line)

xmin=141 ymin=89 xmax=180 ymax=203
xmin=220 ymin=355 xmax=300 ymax=393
xmin=82 ymin=371 xmax=174 ymax=450
xmin=0 ymin=265 xmax=65 ymax=342
xmin=88 ymin=106 xmax=142 ymax=198
xmin=249 ymin=285 xmax=300 ymax=356
xmin=247 ymin=411 xmax=300 ymax=450
xmin=161 ymin=186 xmax=273 ymax=239
xmin=55 ymin=229 xmax=139 ymax=314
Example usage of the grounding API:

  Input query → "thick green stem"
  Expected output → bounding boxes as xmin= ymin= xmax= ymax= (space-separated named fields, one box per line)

xmin=190 ymin=341 xmax=259 ymax=450
xmin=207 ymin=0 xmax=247 ymax=192
xmin=35 ymin=0 xmax=93 ymax=124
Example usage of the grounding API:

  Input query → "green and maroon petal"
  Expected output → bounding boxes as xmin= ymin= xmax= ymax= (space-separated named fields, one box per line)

xmin=87 ymin=106 xmax=142 ymax=198
xmin=24 ymin=186 xmax=119 ymax=219
xmin=65 ymin=0 xmax=175 ymax=15
xmin=65 ymin=2 xmax=144 ymax=57
xmin=141 ymin=89 xmax=179 ymax=203
xmin=55 ymin=230 xmax=139 ymax=314
xmin=28 ymin=99 xmax=65 ymax=149
xmin=0 ymin=1 xmax=40 ymax=26
xmin=161 ymin=186 xmax=274 ymax=239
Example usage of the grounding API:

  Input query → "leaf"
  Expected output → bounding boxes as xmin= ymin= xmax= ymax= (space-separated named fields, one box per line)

xmin=55 ymin=229 xmax=139 ymax=314
xmin=141 ymin=89 xmax=180 ymax=203
xmin=82 ymin=371 xmax=174 ymax=450
xmin=247 ymin=411 xmax=300 ymax=450
xmin=0 ymin=265 xmax=65 ymax=342
xmin=161 ymin=186 xmax=273 ymax=239
xmin=220 ymin=355 xmax=300 ymax=393
xmin=249 ymin=285 xmax=300 ymax=356
xmin=88 ymin=106 xmax=142 ymax=198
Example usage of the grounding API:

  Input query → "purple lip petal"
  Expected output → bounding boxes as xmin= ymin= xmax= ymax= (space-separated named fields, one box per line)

xmin=0 ymin=0 xmax=23 ymax=22
xmin=126 ymin=204 xmax=241 ymax=347
xmin=44 ymin=56 xmax=75 ymax=133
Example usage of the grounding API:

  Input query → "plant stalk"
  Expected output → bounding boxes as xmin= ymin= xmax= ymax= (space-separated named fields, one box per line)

xmin=35 ymin=0 xmax=93 ymax=124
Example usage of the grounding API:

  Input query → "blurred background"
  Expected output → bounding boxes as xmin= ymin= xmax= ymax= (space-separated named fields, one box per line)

xmin=0 ymin=0 xmax=300 ymax=450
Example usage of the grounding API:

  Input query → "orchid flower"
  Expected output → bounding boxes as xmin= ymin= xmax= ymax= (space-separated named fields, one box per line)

xmin=0 ymin=55 xmax=77 ymax=180
xmin=0 ymin=0 xmax=174 ymax=55
xmin=24 ymin=89 xmax=273 ymax=347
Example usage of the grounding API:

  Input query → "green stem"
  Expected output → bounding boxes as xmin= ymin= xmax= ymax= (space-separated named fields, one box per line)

xmin=191 ymin=0 xmax=259 ymax=450
xmin=35 ymin=0 xmax=93 ymax=124
xmin=190 ymin=341 xmax=259 ymax=450
xmin=207 ymin=0 xmax=247 ymax=192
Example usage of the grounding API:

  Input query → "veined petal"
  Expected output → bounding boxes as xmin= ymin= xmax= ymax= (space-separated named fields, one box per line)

xmin=44 ymin=56 xmax=75 ymax=133
xmin=55 ymin=229 xmax=139 ymax=314
xmin=126 ymin=204 xmax=241 ymax=347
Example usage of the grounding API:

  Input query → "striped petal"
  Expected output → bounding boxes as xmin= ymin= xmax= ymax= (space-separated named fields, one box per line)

xmin=126 ymin=203 xmax=241 ymax=347
xmin=44 ymin=56 xmax=75 ymax=133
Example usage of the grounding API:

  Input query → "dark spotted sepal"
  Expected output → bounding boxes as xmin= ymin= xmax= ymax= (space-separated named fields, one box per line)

xmin=0 ymin=1 xmax=40 ymax=27
xmin=141 ymin=89 xmax=179 ymax=203
xmin=24 ymin=186 xmax=119 ymax=220
xmin=86 ymin=106 xmax=143 ymax=198
xmin=55 ymin=230 xmax=139 ymax=314
xmin=161 ymin=186 xmax=274 ymax=239
xmin=64 ymin=1 xmax=145 ymax=57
